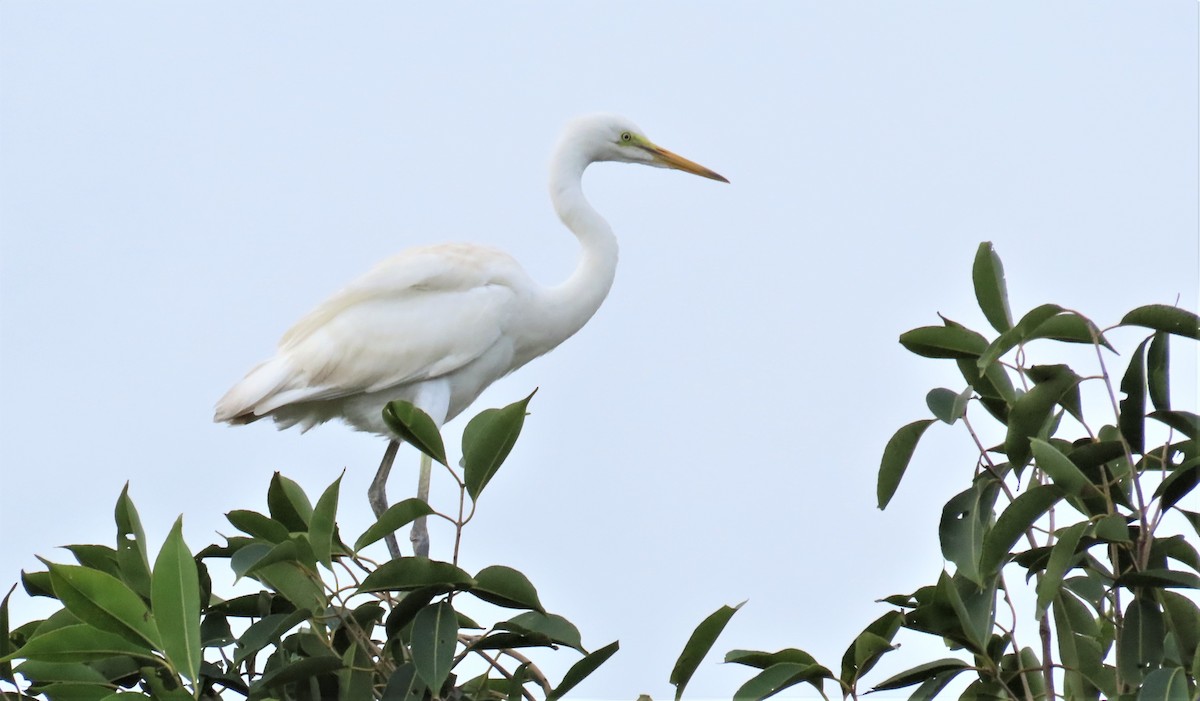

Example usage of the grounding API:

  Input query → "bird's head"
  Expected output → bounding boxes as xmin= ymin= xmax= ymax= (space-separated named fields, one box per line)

xmin=560 ymin=113 xmax=728 ymax=183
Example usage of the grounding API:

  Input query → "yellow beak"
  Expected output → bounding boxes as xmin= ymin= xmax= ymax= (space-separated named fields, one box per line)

xmin=644 ymin=143 xmax=729 ymax=183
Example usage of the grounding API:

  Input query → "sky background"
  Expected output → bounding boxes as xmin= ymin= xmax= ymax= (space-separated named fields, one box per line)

xmin=1 ymin=3 xmax=1197 ymax=699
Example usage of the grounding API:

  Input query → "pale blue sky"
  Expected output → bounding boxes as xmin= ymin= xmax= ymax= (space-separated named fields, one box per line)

xmin=1 ymin=3 xmax=1196 ymax=698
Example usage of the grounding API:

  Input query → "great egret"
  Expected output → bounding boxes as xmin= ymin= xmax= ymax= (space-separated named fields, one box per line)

xmin=215 ymin=114 xmax=727 ymax=558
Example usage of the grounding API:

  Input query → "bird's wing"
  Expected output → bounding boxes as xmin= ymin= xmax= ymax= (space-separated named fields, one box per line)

xmin=219 ymin=244 xmax=524 ymax=418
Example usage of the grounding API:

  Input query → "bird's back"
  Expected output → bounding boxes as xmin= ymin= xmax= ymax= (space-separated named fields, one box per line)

xmin=215 ymin=243 xmax=535 ymax=434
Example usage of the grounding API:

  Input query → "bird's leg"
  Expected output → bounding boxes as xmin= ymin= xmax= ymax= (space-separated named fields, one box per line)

xmin=369 ymin=440 xmax=402 ymax=560
xmin=410 ymin=452 xmax=432 ymax=558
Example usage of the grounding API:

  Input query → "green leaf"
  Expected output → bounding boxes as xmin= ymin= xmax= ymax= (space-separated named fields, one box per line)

xmin=469 ymin=565 xmax=544 ymax=612
xmin=977 ymin=303 xmax=1063 ymax=372
xmin=899 ymin=325 xmax=989 ymax=359
xmin=233 ymin=610 xmax=308 ymax=665
xmin=339 ymin=640 xmax=373 ymax=701
xmin=13 ymin=660 xmax=110 ymax=686
xmin=548 ymin=640 xmax=618 ymax=701
xmin=877 ymin=419 xmax=936 ymax=509
xmin=503 ymin=612 xmax=583 ymax=652
xmin=382 ymin=664 xmax=426 ymax=701
xmin=253 ymin=561 xmax=327 ymax=613
xmin=1160 ymin=591 xmax=1200 ymax=669
xmin=733 ymin=662 xmax=823 ymax=701
xmin=926 ymin=387 xmax=972 ymax=425
xmin=0 ymin=624 xmax=156 ymax=664
xmin=725 ymin=648 xmax=818 ymax=669
xmin=670 ymin=601 xmax=744 ymax=700
xmin=463 ymin=391 xmax=535 ymax=501
xmin=1154 ymin=458 xmax=1200 ymax=512
xmin=1148 ymin=331 xmax=1170 ymax=411
xmin=1149 ymin=410 xmax=1200 ymax=440
xmin=225 ymin=510 xmax=291 ymax=542
xmin=1121 ymin=304 xmax=1200 ymax=340
xmin=267 ymin=472 xmax=313 ymax=530
xmin=45 ymin=562 xmax=161 ymax=650
xmin=872 ymin=658 xmax=971 ymax=690
xmin=1034 ymin=522 xmax=1086 ymax=618
xmin=151 ymin=517 xmax=201 ymax=684
xmin=253 ymin=656 xmax=343 ymax=693
xmin=113 ymin=484 xmax=152 ymax=600
xmin=0 ymin=585 xmax=12 ymax=683
xmin=1119 ymin=339 xmax=1148 ymax=454
xmin=410 ymin=601 xmax=457 ymax=692
xmin=1031 ymin=438 xmax=1105 ymax=514
xmin=383 ymin=401 xmax=448 ymax=466
xmin=358 ymin=557 xmax=474 ymax=594
xmin=309 ymin=472 xmax=342 ymax=570
xmin=972 ymin=242 xmax=1013 ymax=333
xmin=1030 ymin=312 xmax=1112 ymax=348
xmin=63 ymin=545 xmax=121 ymax=578
xmin=980 ymin=485 xmax=1062 ymax=578
xmin=1118 ymin=596 xmax=1164 ymax=686
xmin=1117 ymin=569 xmax=1200 ymax=589
xmin=354 ymin=498 xmax=435 ymax=552
xmin=230 ymin=541 xmax=299 ymax=580
xmin=939 ymin=479 xmax=999 ymax=587
xmin=1004 ymin=367 xmax=1080 ymax=468
xmin=1138 ymin=667 xmax=1189 ymax=701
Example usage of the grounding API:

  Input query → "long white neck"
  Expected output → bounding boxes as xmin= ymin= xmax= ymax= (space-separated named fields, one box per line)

xmin=532 ymin=140 xmax=619 ymax=349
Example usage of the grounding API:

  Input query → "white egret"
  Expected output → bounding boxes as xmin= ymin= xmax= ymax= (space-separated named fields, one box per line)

xmin=215 ymin=114 xmax=727 ymax=558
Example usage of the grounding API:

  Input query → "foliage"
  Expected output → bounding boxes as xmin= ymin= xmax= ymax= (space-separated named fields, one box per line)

xmin=0 ymin=396 xmax=616 ymax=701
xmin=672 ymin=242 xmax=1200 ymax=700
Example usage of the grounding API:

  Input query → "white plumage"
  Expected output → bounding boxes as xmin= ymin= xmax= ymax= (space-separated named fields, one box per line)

xmin=216 ymin=114 xmax=726 ymax=557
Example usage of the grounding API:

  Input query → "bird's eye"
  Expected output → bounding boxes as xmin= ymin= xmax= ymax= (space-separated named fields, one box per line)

xmin=620 ymin=131 xmax=632 ymax=142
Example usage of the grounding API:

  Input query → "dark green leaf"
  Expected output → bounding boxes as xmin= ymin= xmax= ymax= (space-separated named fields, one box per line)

xmin=548 ymin=640 xmax=618 ymax=701
xmin=733 ymin=662 xmax=823 ymax=701
xmin=725 ymin=648 xmax=817 ymax=669
xmin=503 ymin=612 xmax=584 ymax=652
xmin=977 ymin=303 xmax=1063 ymax=372
xmin=225 ymin=510 xmax=291 ymax=543
xmin=463 ymin=391 xmax=535 ymax=501
xmin=233 ymin=610 xmax=308 ymax=665
xmin=1149 ymin=411 xmax=1200 ymax=440
xmin=21 ymin=570 xmax=54 ymax=598
xmin=872 ymin=658 xmax=970 ymax=691
xmin=12 ymin=660 xmax=109 ymax=686
xmin=267 ymin=473 xmax=313 ymax=530
xmin=253 ymin=655 xmax=343 ymax=692
xmin=1138 ymin=667 xmax=1189 ymax=701
xmin=0 ymin=624 xmax=156 ymax=663
xmin=354 ymin=498 xmax=435 ymax=552
xmin=972 ymin=242 xmax=1012 ymax=333
xmin=670 ymin=602 xmax=744 ymax=700
xmin=1119 ymin=339 xmax=1148 ymax=454
xmin=1034 ymin=522 xmax=1086 ymax=618
xmin=410 ymin=601 xmax=457 ymax=692
xmin=468 ymin=565 xmax=543 ymax=612
xmin=1121 ymin=304 xmax=1200 ymax=340
xmin=899 ymin=325 xmax=988 ymax=359
xmin=1148 ymin=331 xmax=1170 ymax=411
xmin=1154 ymin=458 xmax=1200 ymax=512
xmin=152 ymin=517 xmax=200 ymax=684
xmin=1005 ymin=368 xmax=1080 ymax=468
xmin=338 ymin=640 xmax=373 ymax=701
xmin=383 ymin=401 xmax=448 ymax=466
xmin=231 ymin=541 xmax=300 ymax=580
xmin=63 ymin=546 xmax=120 ymax=579
xmin=45 ymin=562 xmax=161 ymax=650
xmin=0 ymin=584 xmax=14 ymax=682
xmin=980 ymin=485 xmax=1062 ymax=578
xmin=358 ymin=557 xmax=474 ymax=594
xmin=1118 ymin=569 xmax=1200 ymax=589
xmin=1118 ymin=597 xmax=1164 ymax=686
xmin=939 ymin=479 xmax=999 ymax=587
xmin=1029 ymin=312 xmax=1112 ymax=348
xmin=382 ymin=664 xmax=426 ymax=701
xmin=309 ymin=472 xmax=342 ymax=570
xmin=926 ymin=387 xmax=972 ymax=425
xmin=877 ymin=419 xmax=935 ymax=509
xmin=1160 ymin=591 xmax=1200 ymax=667
xmin=114 ymin=484 xmax=152 ymax=600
